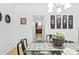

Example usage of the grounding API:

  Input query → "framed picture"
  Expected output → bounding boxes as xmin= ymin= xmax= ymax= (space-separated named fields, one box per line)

xmin=62 ymin=15 xmax=67 ymax=29
xmin=51 ymin=15 xmax=55 ymax=29
xmin=56 ymin=15 xmax=61 ymax=29
xmin=20 ymin=18 xmax=27 ymax=24
xmin=68 ymin=15 xmax=73 ymax=29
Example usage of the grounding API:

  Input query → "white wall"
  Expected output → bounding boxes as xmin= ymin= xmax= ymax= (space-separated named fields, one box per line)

xmin=0 ymin=3 xmax=79 ymax=54
xmin=0 ymin=4 xmax=16 ymax=54
xmin=14 ymin=3 xmax=48 ymax=44
xmin=0 ymin=3 xmax=48 ymax=54
xmin=45 ymin=3 xmax=79 ymax=42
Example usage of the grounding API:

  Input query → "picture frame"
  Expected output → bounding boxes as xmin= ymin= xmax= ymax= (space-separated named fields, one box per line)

xmin=68 ymin=15 xmax=73 ymax=29
xmin=51 ymin=15 xmax=55 ymax=29
xmin=62 ymin=15 xmax=67 ymax=29
xmin=20 ymin=17 xmax=27 ymax=24
xmin=56 ymin=15 xmax=61 ymax=29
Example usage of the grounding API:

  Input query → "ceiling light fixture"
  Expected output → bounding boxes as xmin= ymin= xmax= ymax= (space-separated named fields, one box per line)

xmin=48 ymin=3 xmax=71 ymax=13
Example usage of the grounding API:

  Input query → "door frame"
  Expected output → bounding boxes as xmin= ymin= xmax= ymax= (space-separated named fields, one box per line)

xmin=32 ymin=15 xmax=45 ymax=42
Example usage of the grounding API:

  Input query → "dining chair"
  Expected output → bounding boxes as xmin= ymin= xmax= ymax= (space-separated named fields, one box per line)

xmin=32 ymin=40 xmax=48 ymax=55
xmin=32 ymin=39 xmax=52 ymax=55
xmin=46 ymin=34 xmax=53 ymax=43
xmin=34 ymin=34 xmax=54 ymax=55
xmin=17 ymin=38 xmax=28 ymax=55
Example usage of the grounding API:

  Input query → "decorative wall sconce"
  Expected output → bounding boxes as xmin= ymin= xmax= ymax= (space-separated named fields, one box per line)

xmin=5 ymin=14 xmax=11 ymax=23
xmin=51 ymin=15 xmax=55 ymax=29
xmin=56 ymin=15 xmax=61 ymax=29
xmin=20 ymin=17 xmax=27 ymax=24
xmin=0 ymin=13 xmax=2 ymax=22
xmin=68 ymin=15 xmax=73 ymax=29
xmin=50 ymin=15 xmax=73 ymax=29
xmin=62 ymin=15 xmax=67 ymax=29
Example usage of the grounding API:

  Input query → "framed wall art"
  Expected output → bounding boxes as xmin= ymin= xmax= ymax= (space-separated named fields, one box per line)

xmin=56 ymin=15 xmax=61 ymax=29
xmin=5 ymin=14 xmax=11 ymax=23
xmin=68 ymin=15 xmax=73 ymax=29
xmin=51 ymin=15 xmax=55 ymax=29
xmin=62 ymin=15 xmax=67 ymax=29
xmin=20 ymin=17 xmax=27 ymax=24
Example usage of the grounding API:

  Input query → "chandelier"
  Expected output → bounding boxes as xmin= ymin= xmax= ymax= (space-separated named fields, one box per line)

xmin=48 ymin=3 xmax=71 ymax=12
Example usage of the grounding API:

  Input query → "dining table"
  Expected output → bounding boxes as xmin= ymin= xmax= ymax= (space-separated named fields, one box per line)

xmin=26 ymin=43 xmax=79 ymax=55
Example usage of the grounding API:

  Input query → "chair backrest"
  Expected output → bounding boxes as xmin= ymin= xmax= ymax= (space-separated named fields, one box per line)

xmin=17 ymin=38 xmax=28 ymax=55
xmin=46 ymin=34 xmax=53 ymax=43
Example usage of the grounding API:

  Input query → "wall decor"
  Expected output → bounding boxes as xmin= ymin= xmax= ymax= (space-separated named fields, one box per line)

xmin=51 ymin=15 xmax=55 ymax=29
xmin=62 ymin=15 xmax=67 ymax=29
xmin=56 ymin=15 xmax=61 ymax=29
xmin=5 ymin=14 xmax=11 ymax=23
xmin=20 ymin=17 xmax=26 ymax=24
xmin=68 ymin=15 xmax=73 ymax=29
xmin=0 ymin=13 xmax=2 ymax=21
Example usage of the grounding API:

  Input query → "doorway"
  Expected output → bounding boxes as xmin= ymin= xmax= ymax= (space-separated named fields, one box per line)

xmin=32 ymin=15 xmax=44 ymax=42
xmin=35 ymin=21 xmax=42 ymax=41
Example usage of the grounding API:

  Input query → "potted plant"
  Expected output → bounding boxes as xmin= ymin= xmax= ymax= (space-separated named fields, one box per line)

xmin=52 ymin=32 xmax=65 ymax=47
